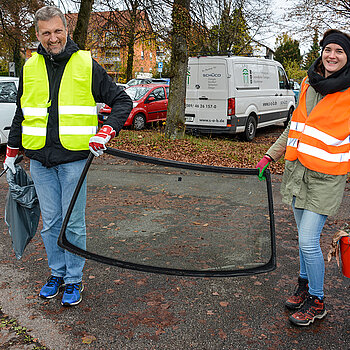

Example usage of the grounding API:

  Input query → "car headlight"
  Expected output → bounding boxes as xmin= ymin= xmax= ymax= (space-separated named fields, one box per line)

xmin=133 ymin=102 xmax=138 ymax=108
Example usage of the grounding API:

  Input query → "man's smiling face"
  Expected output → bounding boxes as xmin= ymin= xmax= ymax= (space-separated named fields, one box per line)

xmin=36 ymin=16 xmax=67 ymax=55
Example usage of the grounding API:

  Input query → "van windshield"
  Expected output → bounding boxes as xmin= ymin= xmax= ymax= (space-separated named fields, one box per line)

xmin=125 ymin=86 xmax=151 ymax=101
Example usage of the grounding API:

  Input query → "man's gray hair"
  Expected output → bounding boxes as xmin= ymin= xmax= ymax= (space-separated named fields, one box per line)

xmin=34 ymin=6 xmax=67 ymax=32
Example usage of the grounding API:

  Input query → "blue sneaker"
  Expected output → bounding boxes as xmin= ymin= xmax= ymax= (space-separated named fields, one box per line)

xmin=61 ymin=282 xmax=84 ymax=306
xmin=39 ymin=276 xmax=65 ymax=299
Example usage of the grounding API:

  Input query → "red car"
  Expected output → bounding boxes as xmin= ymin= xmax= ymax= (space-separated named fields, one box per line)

xmin=98 ymin=84 xmax=169 ymax=130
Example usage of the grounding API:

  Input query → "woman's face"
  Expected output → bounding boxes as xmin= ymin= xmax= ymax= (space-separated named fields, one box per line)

xmin=322 ymin=43 xmax=347 ymax=77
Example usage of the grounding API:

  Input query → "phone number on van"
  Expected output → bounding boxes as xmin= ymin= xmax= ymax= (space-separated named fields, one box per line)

xmin=186 ymin=103 xmax=217 ymax=109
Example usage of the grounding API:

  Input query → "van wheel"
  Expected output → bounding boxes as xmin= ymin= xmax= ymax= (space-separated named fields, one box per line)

xmin=243 ymin=115 xmax=257 ymax=141
xmin=284 ymin=106 xmax=294 ymax=128
xmin=133 ymin=113 xmax=146 ymax=130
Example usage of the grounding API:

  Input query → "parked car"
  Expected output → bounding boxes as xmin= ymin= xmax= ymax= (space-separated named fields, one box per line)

xmin=126 ymin=78 xmax=170 ymax=87
xmin=0 ymin=77 xmax=18 ymax=145
xmin=98 ymin=84 xmax=169 ymax=130
xmin=289 ymin=80 xmax=301 ymax=103
xmin=126 ymin=78 xmax=153 ymax=86
xmin=152 ymin=78 xmax=170 ymax=85
xmin=115 ymin=82 xmax=128 ymax=90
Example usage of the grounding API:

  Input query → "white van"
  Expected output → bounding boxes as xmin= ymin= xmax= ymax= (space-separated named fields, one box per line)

xmin=0 ymin=77 xmax=18 ymax=145
xmin=185 ymin=56 xmax=295 ymax=141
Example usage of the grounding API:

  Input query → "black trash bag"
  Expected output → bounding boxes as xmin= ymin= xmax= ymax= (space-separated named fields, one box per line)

xmin=5 ymin=164 xmax=40 ymax=259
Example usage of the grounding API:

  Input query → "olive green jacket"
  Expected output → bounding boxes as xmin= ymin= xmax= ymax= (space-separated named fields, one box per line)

xmin=266 ymin=80 xmax=348 ymax=216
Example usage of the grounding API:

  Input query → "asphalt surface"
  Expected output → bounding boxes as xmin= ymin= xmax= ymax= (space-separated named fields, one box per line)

xmin=0 ymin=155 xmax=349 ymax=350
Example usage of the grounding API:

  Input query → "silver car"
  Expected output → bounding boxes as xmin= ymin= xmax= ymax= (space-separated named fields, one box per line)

xmin=0 ymin=77 xmax=18 ymax=145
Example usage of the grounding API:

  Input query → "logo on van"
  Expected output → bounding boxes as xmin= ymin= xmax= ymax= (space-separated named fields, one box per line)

xmin=203 ymin=73 xmax=221 ymax=78
xmin=243 ymin=68 xmax=249 ymax=84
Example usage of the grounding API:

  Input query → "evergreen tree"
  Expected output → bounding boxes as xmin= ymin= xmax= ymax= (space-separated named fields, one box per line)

xmin=303 ymin=29 xmax=320 ymax=70
xmin=218 ymin=6 xmax=252 ymax=55
xmin=274 ymin=34 xmax=303 ymax=68
xmin=188 ymin=2 xmax=252 ymax=56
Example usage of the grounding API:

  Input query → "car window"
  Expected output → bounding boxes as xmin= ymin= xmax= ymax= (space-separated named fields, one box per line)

xmin=277 ymin=67 xmax=288 ymax=89
xmin=127 ymin=78 xmax=152 ymax=86
xmin=127 ymin=79 xmax=138 ymax=86
xmin=0 ymin=82 xmax=17 ymax=103
xmin=125 ymin=86 xmax=151 ymax=100
xmin=165 ymin=86 xmax=169 ymax=97
xmin=152 ymin=79 xmax=168 ymax=84
xmin=149 ymin=87 xmax=165 ymax=101
xmin=293 ymin=81 xmax=300 ymax=90
xmin=127 ymin=79 xmax=141 ymax=86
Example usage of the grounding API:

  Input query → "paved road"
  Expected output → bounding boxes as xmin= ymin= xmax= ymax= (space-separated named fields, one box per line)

xmin=0 ymin=157 xmax=349 ymax=350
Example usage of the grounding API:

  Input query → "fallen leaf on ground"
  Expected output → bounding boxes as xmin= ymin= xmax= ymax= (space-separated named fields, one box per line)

xmin=82 ymin=335 xmax=96 ymax=344
xmin=218 ymin=329 xmax=227 ymax=339
xmin=219 ymin=301 xmax=229 ymax=307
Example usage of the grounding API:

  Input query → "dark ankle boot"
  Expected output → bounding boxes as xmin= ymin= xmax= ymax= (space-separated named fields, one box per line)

xmin=285 ymin=276 xmax=309 ymax=310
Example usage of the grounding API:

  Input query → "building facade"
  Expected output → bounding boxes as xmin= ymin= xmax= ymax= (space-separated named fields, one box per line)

xmin=26 ymin=10 xmax=158 ymax=83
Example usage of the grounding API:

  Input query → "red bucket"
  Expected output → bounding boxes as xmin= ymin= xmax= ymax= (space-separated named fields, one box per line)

xmin=340 ymin=236 xmax=350 ymax=278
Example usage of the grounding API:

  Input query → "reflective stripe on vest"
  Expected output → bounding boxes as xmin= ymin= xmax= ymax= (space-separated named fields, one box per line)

xmin=21 ymin=51 xmax=97 ymax=151
xmin=21 ymin=52 xmax=49 ymax=149
xmin=285 ymin=78 xmax=350 ymax=175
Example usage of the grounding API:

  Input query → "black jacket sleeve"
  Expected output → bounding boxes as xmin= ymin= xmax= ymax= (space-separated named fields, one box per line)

xmin=7 ymin=72 xmax=24 ymax=149
xmin=92 ymin=59 xmax=132 ymax=134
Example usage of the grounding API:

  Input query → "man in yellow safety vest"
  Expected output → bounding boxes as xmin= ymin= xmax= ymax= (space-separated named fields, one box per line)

xmin=3 ymin=6 xmax=132 ymax=306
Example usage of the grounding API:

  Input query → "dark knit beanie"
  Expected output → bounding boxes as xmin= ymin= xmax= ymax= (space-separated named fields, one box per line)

xmin=321 ymin=32 xmax=350 ymax=59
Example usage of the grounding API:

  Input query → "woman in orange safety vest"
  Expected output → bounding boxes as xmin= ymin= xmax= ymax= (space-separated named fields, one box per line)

xmin=256 ymin=29 xmax=350 ymax=327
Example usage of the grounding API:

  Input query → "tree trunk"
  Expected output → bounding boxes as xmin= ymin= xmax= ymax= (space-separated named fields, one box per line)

xmin=13 ymin=40 xmax=22 ymax=77
xmin=126 ymin=32 xmax=135 ymax=81
xmin=73 ymin=0 xmax=94 ymax=49
xmin=165 ymin=0 xmax=191 ymax=140
xmin=126 ymin=9 xmax=137 ymax=81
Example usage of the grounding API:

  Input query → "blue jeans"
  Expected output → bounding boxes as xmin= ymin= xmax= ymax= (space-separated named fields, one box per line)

xmin=30 ymin=159 xmax=87 ymax=284
xmin=292 ymin=198 xmax=327 ymax=299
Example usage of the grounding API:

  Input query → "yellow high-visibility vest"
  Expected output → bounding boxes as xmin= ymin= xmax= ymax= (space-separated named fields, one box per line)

xmin=21 ymin=51 xmax=97 ymax=150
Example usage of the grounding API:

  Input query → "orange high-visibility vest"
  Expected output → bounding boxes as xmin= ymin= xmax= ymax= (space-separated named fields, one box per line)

xmin=285 ymin=78 xmax=350 ymax=175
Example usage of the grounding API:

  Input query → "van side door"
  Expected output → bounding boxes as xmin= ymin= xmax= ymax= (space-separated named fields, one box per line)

xmin=276 ymin=67 xmax=292 ymax=117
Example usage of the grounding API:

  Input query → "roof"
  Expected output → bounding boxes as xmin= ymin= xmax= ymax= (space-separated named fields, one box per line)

xmin=65 ymin=10 xmax=151 ymax=34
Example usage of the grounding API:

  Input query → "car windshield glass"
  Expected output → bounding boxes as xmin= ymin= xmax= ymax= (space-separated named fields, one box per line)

xmin=0 ymin=82 xmax=17 ymax=103
xmin=126 ymin=79 xmax=140 ymax=86
xmin=58 ymin=148 xmax=276 ymax=277
xmin=125 ymin=86 xmax=151 ymax=101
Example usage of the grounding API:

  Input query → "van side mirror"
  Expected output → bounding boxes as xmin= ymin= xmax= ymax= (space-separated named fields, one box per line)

xmin=147 ymin=96 xmax=156 ymax=103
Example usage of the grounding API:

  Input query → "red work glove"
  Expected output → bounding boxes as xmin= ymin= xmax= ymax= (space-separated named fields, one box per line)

xmin=256 ymin=155 xmax=272 ymax=181
xmin=89 ymin=125 xmax=116 ymax=157
xmin=3 ymin=146 xmax=19 ymax=174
